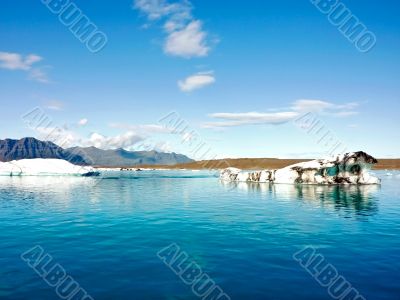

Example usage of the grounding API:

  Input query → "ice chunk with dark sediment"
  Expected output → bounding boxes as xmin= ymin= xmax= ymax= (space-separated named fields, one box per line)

xmin=220 ymin=151 xmax=381 ymax=185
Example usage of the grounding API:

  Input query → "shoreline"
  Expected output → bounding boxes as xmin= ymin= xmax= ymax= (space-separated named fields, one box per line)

xmin=94 ymin=158 xmax=400 ymax=171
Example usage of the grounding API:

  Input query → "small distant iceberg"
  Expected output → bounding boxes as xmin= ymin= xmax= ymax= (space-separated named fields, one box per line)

xmin=220 ymin=151 xmax=381 ymax=185
xmin=0 ymin=159 xmax=99 ymax=177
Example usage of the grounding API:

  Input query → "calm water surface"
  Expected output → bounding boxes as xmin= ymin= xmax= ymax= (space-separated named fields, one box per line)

xmin=0 ymin=170 xmax=399 ymax=300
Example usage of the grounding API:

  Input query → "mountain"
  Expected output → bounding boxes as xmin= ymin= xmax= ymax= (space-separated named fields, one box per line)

xmin=0 ymin=137 xmax=87 ymax=164
xmin=0 ymin=138 xmax=194 ymax=167
xmin=65 ymin=146 xmax=194 ymax=167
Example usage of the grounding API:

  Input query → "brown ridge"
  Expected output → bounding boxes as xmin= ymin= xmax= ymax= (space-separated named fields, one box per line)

xmin=101 ymin=158 xmax=400 ymax=170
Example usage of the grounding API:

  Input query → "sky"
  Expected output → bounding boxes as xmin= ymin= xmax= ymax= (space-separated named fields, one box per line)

xmin=0 ymin=0 xmax=399 ymax=159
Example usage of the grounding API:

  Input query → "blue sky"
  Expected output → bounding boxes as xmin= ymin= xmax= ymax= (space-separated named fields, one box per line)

xmin=0 ymin=0 xmax=399 ymax=158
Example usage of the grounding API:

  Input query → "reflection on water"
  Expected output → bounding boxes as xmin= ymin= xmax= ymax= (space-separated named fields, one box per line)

xmin=0 ymin=171 xmax=218 ymax=211
xmin=0 ymin=172 xmax=381 ymax=217
xmin=221 ymin=180 xmax=380 ymax=216
xmin=0 ymin=176 xmax=102 ymax=211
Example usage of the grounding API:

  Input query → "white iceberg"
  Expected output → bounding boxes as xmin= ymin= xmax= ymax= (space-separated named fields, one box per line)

xmin=0 ymin=158 xmax=99 ymax=176
xmin=220 ymin=151 xmax=381 ymax=185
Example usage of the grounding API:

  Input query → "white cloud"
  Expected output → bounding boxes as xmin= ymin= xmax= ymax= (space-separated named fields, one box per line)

xmin=87 ymin=132 xmax=144 ymax=149
xmin=78 ymin=118 xmax=88 ymax=126
xmin=164 ymin=20 xmax=209 ymax=58
xmin=32 ymin=125 xmax=144 ymax=150
xmin=204 ymin=99 xmax=360 ymax=128
xmin=0 ymin=51 xmax=49 ymax=83
xmin=0 ymin=52 xmax=42 ymax=70
xmin=178 ymin=71 xmax=215 ymax=92
xmin=134 ymin=0 xmax=211 ymax=58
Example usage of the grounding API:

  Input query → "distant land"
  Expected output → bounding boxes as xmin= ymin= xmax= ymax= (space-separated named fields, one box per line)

xmin=135 ymin=158 xmax=400 ymax=171
xmin=0 ymin=138 xmax=194 ymax=167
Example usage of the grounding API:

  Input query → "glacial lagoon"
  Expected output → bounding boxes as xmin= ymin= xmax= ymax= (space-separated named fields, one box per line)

xmin=1 ymin=170 xmax=399 ymax=299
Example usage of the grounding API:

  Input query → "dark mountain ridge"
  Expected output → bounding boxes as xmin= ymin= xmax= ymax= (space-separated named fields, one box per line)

xmin=0 ymin=137 xmax=87 ymax=164
xmin=0 ymin=138 xmax=194 ymax=167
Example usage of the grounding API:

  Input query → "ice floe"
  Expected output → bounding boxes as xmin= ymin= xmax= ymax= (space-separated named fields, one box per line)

xmin=220 ymin=151 xmax=381 ymax=185
xmin=0 ymin=159 xmax=99 ymax=176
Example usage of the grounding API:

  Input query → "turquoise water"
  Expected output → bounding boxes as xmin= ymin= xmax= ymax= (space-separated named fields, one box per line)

xmin=0 ymin=170 xmax=399 ymax=300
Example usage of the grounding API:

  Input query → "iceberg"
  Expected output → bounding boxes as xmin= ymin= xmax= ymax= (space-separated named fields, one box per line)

xmin=220 ymin=151 xmax=381 ymax=185
xmin=0 ymin=158 xmax=99 ymax=176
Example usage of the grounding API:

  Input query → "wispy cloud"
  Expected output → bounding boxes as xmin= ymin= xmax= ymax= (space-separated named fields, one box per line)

xmin=45 ymin=100 xmax=64 ymax=111
xmin=178 ymin=71 xmax=215 ymax=92
xmin=135 ymin=0 xmax=191 ymax=21
xmin=334 ymin=111 xmax=359 ymax=117
xmin=291 ymin=99 xmax=334 ymax=112
xmin=78 ymin=118 xmax=88 ymax=126
xmin=0 ymin=51 xmax=50 ymax=83
xmin=134 ymin=0 xmax=212 ymax=58
xmin=291 ymin=99 xmax=359 ymax=114
xmin=204 ymin=99 xmax=360 ymax=129
xmin=348 ymin=124 xmax=359 ymax=128
xmin=203 ymin=112 xmax=298 ymax=128
xmin=109 ymin=123 xmax=173 ymax=134
xmin=29 ymin=67 xmax=50 ymax=83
